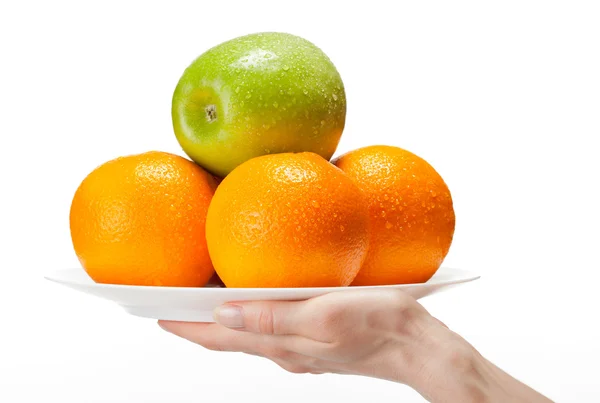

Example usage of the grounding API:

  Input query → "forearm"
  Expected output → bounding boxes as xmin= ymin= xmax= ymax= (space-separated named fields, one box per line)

xmin=475 ymin=357 xmax=554 ymax=403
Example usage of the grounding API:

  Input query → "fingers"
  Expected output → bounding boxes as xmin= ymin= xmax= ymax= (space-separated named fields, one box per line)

xmin=270 ymin=358 xmax=325 ymax=375
xmin=261 ymin=349 xmax=328 ymax=375
xmin=158 ymin=320 xmax=327 ymax=358
xmin=214 ymin=300 xmax=308 ymax=336
xmin=158 ymin=320 xmax=330 ymax=375
xmin=158 ymin=320 xmax=265 ymax=354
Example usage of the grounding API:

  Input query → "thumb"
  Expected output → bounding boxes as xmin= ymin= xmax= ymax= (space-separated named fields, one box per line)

xmin=213 ymin=300 xmax=305 ymax=335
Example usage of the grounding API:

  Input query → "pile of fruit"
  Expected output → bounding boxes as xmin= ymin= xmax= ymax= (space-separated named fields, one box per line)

xmin=69 ymin=32 xmax=455 ymax=289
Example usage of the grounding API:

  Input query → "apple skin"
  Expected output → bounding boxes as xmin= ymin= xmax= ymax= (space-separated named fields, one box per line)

xmin=172 ymin=32 xmax=346 ymax=177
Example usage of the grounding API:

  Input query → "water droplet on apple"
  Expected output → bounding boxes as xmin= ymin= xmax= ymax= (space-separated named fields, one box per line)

xmin=283 ymin=65 xmax=289 ymax=71
xmin=385 ymin=221 xmax=393 ymax=229
xmin=332 ymin=93 xmax=338 ymax=101
xmin=311 ymin=200 xmax=320 ymax=208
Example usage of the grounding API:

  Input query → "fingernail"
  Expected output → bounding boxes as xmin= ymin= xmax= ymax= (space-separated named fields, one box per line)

xmin=214 ymin=305 xmax=244 ymax=328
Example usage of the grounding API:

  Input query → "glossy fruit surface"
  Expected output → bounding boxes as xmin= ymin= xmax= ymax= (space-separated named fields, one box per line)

xmin=70 ymin=151 xmax=217 ymax=287
xmin=334 ymin=146 xmax=455 ymax=285
xmin=172 ymin=32 xmax=346 ymax=177
xmin=206 ymin=152 xmax=369 ymax=288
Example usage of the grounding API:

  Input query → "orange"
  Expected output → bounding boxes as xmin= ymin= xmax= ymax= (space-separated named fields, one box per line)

xmin=333 ymin=145 xmax=455 ymax=285
xmin=69 ymin=151 xmax=217 ymax=287
xmin=205 ymin=152 xmax=370 ymax=288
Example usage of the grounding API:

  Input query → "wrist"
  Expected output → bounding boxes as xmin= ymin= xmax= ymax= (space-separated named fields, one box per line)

xmin=420 ymin=341 xmax=493 ymax=403
xmin=369 ymin=313 xmax=553 ymax=403
xmin=395 ymin=327 xmax=497 ymax=403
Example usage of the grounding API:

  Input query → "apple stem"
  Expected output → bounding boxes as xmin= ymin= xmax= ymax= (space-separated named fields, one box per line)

xmin=205 ymin=105 xmax=217 ymax=122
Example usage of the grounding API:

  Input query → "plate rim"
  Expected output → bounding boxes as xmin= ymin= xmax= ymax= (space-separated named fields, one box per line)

xmin=44 ymin=266 xmax=480 ymax=293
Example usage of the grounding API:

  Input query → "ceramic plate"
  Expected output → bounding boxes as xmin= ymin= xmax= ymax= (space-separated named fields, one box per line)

xmin=45 ymin=267 xmax=479 ymax=322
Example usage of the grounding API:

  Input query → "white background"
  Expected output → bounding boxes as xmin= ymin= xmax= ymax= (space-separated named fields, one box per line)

xmin=1 ymin=1 xmax=599 ymax=402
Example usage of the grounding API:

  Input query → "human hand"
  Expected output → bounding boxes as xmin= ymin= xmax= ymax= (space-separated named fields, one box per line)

xmin=159 ymin=290 xmax=480 ymax=401
xmin=159 ymin=290 xmax=554 ymax=403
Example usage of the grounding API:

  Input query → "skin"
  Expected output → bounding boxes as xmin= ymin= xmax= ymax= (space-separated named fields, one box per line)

xmin=172 ymin=32 xmax=346 ymax=177
xmin=159 ymin=290 xmax=554 ymax=403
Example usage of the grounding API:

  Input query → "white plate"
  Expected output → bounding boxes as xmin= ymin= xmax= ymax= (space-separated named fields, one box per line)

xmin=45 ymin=267 xmax=479 ymax=322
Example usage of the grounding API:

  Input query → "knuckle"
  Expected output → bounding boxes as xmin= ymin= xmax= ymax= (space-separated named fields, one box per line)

xmin=304 ymin=356 xmax=325 ymax=370
xmin=263 ymin=347 xmax=290 ymax=361
xmin=362 ymin=291 xmax=423 ymax=333
xmin=390 ymin=292 xmax=420 ymax=318
xmin=257 ymin=308 xmax=276 ymax=335
xmin=280 ymin=363 xmax=309 ymax=374
xmin=204 ymin=342 xmax=227 ymax=352
xmin=317 ymin=305 xmax=345 ymax=328
xmin=389 ymin=290 xmax=417 ymax=308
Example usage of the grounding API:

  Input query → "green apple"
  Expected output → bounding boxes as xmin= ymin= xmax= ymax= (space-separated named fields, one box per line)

xmin=172 ymin=32 xmax=346 ymax=177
